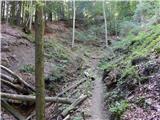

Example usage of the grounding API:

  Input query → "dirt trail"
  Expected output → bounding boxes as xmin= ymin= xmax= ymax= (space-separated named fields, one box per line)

xmin=91 ymin=72 xmax=107 ymax=120
xmin=87 ymin=51 xmax=109 ymax=120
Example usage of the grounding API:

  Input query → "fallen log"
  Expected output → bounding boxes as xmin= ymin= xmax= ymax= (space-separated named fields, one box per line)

xmin=26 ymin=79 xmax=87 ymax=119
xmin=57 ymin=78 xmax=87 ymax=97
xmin=0 ymin=65 xmax=35 ymax=92
xmin=60 ymin=94 xmax=87 ymax=118
xmin=1 ymin=100 xmax=26 ymax=120
xmin=1 ymin=92 xmax=74 ymax=104
xmin=0 ymin=73 xmax=16 ymax=83
xmin=1 ymin=79 xmax=25 ymax=92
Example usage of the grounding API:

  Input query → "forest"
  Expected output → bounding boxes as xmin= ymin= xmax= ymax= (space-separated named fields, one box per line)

xmin=1 ymin=0 xmax=160 ymax=120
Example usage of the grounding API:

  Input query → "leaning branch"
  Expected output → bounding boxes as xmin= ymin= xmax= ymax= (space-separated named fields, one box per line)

xmin=60 ymin=94 xmax=87 ymax=118
xmin=0 ymin=65 xmax=35 ymax=92
xmin=0 ymin=73 xmax=16 ymax=83
xmin=1 ymin=92 xmax=74 ymax=104
xmin=1 ymin=79 xmax=24 ymax=92
xmin=57 ymin=78 xmax=86 ymax=97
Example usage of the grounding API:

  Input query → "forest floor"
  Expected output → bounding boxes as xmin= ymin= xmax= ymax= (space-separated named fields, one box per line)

xmin=1 ymin=23 xmax=110 ymax=120
xmin=1 ymin=22 xmax=160 ymax=120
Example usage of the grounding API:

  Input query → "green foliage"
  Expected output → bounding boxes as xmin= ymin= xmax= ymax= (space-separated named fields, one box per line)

xmin=46 ymin=66 xmax=64 ymax=83
xmin=75 ymin=25 xmax=103 ymax=42
xmin=134 ymin=1 xmax=159 ymax=22
xmin=101 ymin=24 xmax=160 ymax=118
xmin=73 ymin=116 xmax=83 ymax=120
xmin=119 ymin=21 xmax=140 ymax=36
xmin=109 ymin=100 xmax=129 ymax=118
xmin=44 ymin=39 xmax=71 ymax=61
xmin=19 ymin=64 xmax=35 ymax=74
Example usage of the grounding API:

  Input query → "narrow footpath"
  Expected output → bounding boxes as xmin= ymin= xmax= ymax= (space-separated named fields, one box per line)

xmin=86 ymin=51 xmax=110 ymax=120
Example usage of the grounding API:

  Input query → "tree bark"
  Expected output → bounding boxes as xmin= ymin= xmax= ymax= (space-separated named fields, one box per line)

xmin=35 ymin=2 xmax=45 ymax=120
xmin=71 ymin=0 xmax=76 ymax=48
xmin=1 ymin=92 xmax=74 ymax=104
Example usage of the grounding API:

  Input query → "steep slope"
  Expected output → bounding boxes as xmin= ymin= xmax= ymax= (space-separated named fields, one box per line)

xmin=100 ymin=25 xmax=160 ymax=119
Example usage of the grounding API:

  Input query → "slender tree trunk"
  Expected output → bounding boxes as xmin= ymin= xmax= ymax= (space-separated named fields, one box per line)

xmin=72 ymin=0 xmax=76 ymax=48
xmin=155 ymin=1 xmax=160 ymax=24
xmin=48 ymin=12 xmax=52 ymax=22
xmin=35 ymin=2 xmax=45 ymax=120
xmin=103 ymin=0 xmax=108 ymax=47
xmin=16 ymin=1 xmax=21 ymax=25
xmin=10 ymin=1 xmax=16 ymax=25
xmin=6 ymin=0 xmax=9 ymax=25
xmin=29 ymin=0 xmax=32 ymax=30
xmin=139 ymin=0 xmax=144 ymax=27
xmin=22 ymin=1 xmax=25 ymax=25
xmin=1 ymin=1 xmax=5 ymax=21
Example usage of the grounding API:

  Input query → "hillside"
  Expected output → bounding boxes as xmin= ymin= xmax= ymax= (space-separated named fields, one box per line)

xmin=1 ymin=1 xmax=160 ymax=120
xmin=100 ymin=25 xmax=160 ymax=119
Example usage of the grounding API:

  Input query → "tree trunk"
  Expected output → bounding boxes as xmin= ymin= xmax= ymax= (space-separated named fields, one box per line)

xmin=103 ymin=0 xmax=108 ymax=47
xmin=6 ymin=0 xmax=9 ymax=25
xmin=16 ymin=1 xmax=22 ymax=25
xmin=71 ymin=0 xmax=76 ymax=48
xmin=48 ymin=12 xmax=52 ymax=22
xmin=1 ymin=1 xmax=5 ymax=21
xmin=10 ymin=1 xmax=16 ymax=25
xmin=139 ymin=0 xmax=144 ymax=27
xmin=29 ymin=0 xmax=32 ymax=30
xmin=35 ymin=2 xmax=45 ymax=120
xmin=22 ymin=1 xmax=25 ymax=25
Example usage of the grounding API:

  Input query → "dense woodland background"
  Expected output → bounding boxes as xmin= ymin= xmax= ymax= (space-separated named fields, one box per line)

xmin=1 ymin=0 xmax=160 ymax=120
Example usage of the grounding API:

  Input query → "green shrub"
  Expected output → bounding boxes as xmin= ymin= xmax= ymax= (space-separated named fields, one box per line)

xmin=109 ymin=100 xmax=129 ymax=118
xmin=19 ymin=64 xmax=35 ymax=74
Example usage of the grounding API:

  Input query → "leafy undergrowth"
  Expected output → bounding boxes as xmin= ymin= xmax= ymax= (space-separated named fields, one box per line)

xmin=100 ymin=25 xmax=160 ymax=119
